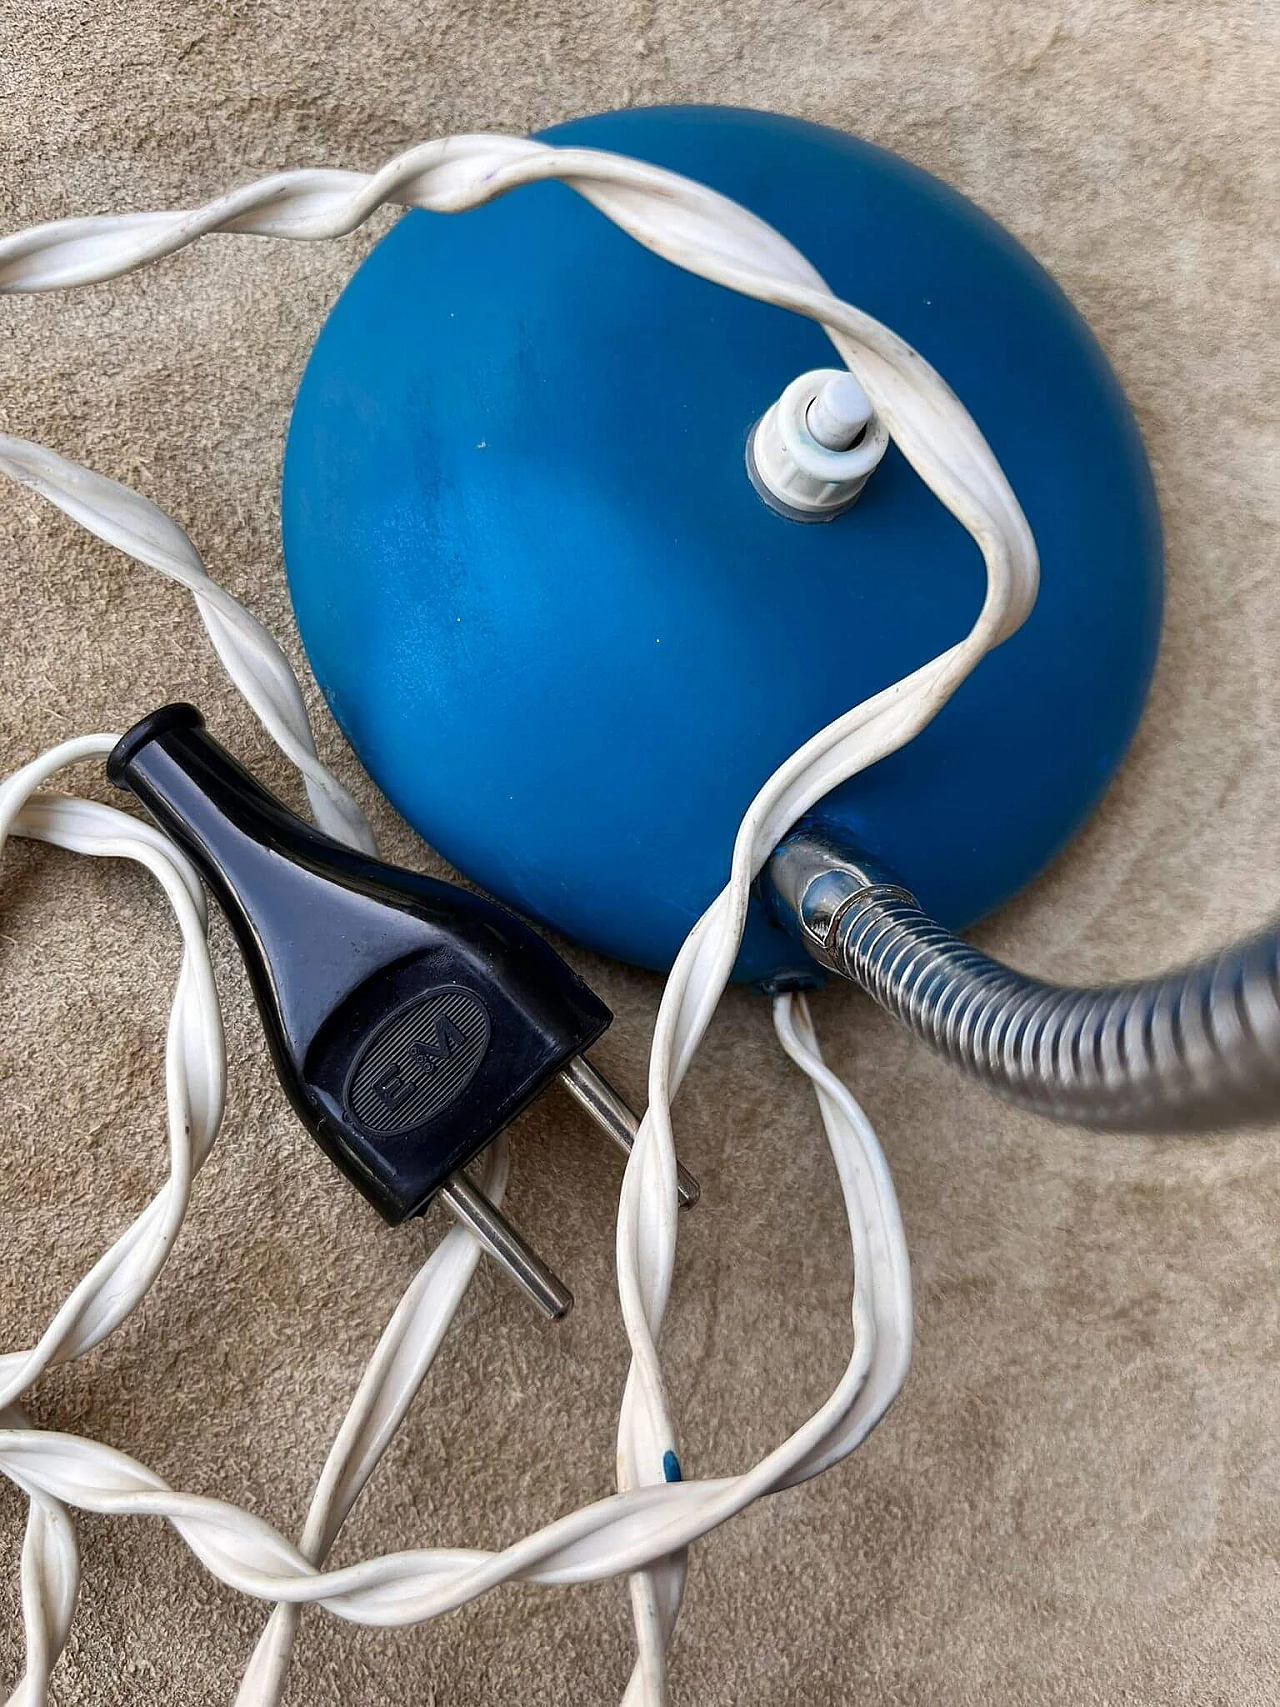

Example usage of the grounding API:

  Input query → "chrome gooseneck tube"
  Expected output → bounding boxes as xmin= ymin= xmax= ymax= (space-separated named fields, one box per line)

xmin=768 ymin=825 xmax=1280 ymax=1134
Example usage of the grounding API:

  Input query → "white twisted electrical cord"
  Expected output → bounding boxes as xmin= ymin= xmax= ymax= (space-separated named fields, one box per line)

xmin=0 ymin=134 xmax=1039 ymax=1706
xmin=234 ymin=1133 xmax=509 ymax=1706
xmin=0 ymin=756 xmax=222 ymax=1707
xmin=0 ymin=439 xmax=374 ymax=855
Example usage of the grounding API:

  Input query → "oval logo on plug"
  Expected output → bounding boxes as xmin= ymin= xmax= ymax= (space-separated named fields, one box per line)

xmin=345 ymin=984 xmax=491 ymax=1136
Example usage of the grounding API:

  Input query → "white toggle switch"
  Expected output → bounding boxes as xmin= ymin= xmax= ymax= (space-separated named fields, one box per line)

xmin=747 ymin=367 xmax=889 ymax=521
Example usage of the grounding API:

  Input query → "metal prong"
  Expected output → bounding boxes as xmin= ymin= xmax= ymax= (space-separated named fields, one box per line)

xmin=558 ymin=1055 xmax=700 ymax=1208
xmin=439 ymin=1172 xmax=573 ymax=1320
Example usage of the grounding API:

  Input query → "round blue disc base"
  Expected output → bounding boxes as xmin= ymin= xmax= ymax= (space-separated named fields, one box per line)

xmin=282 ymin=106 xmax=1162 ymax=984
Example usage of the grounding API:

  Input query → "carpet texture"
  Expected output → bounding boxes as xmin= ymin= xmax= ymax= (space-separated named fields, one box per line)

xmin=2 ymin=3 xmax=1278 ymax=1702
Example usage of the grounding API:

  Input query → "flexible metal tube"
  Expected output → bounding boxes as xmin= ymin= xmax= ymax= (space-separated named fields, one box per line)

xmin=768 ymin=827 xmax=1280 ymax=1133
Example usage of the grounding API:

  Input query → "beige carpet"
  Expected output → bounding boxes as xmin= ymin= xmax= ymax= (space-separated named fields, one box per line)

xmin=2 ymin=2 xmax=1278 ymax=1702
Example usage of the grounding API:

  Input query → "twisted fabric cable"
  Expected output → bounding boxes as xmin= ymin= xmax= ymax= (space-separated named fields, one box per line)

xmin=0 ymin=133 xmax=1037 ymax=1705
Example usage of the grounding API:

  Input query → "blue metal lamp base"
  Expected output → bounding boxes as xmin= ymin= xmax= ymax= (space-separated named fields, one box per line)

xmin=282 ymin=106 xmax=1162 ymax=983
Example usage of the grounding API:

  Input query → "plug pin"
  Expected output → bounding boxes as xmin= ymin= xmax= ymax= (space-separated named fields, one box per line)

xmin=559 ymin=1055 xmax=700 ymax=1207
xmin=439 ymin=1172 xmax=573 ymax=1320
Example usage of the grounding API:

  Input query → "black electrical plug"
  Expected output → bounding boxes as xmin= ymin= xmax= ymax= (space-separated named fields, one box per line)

xmin=107 ymin=703 xmax=697 ymax=1319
